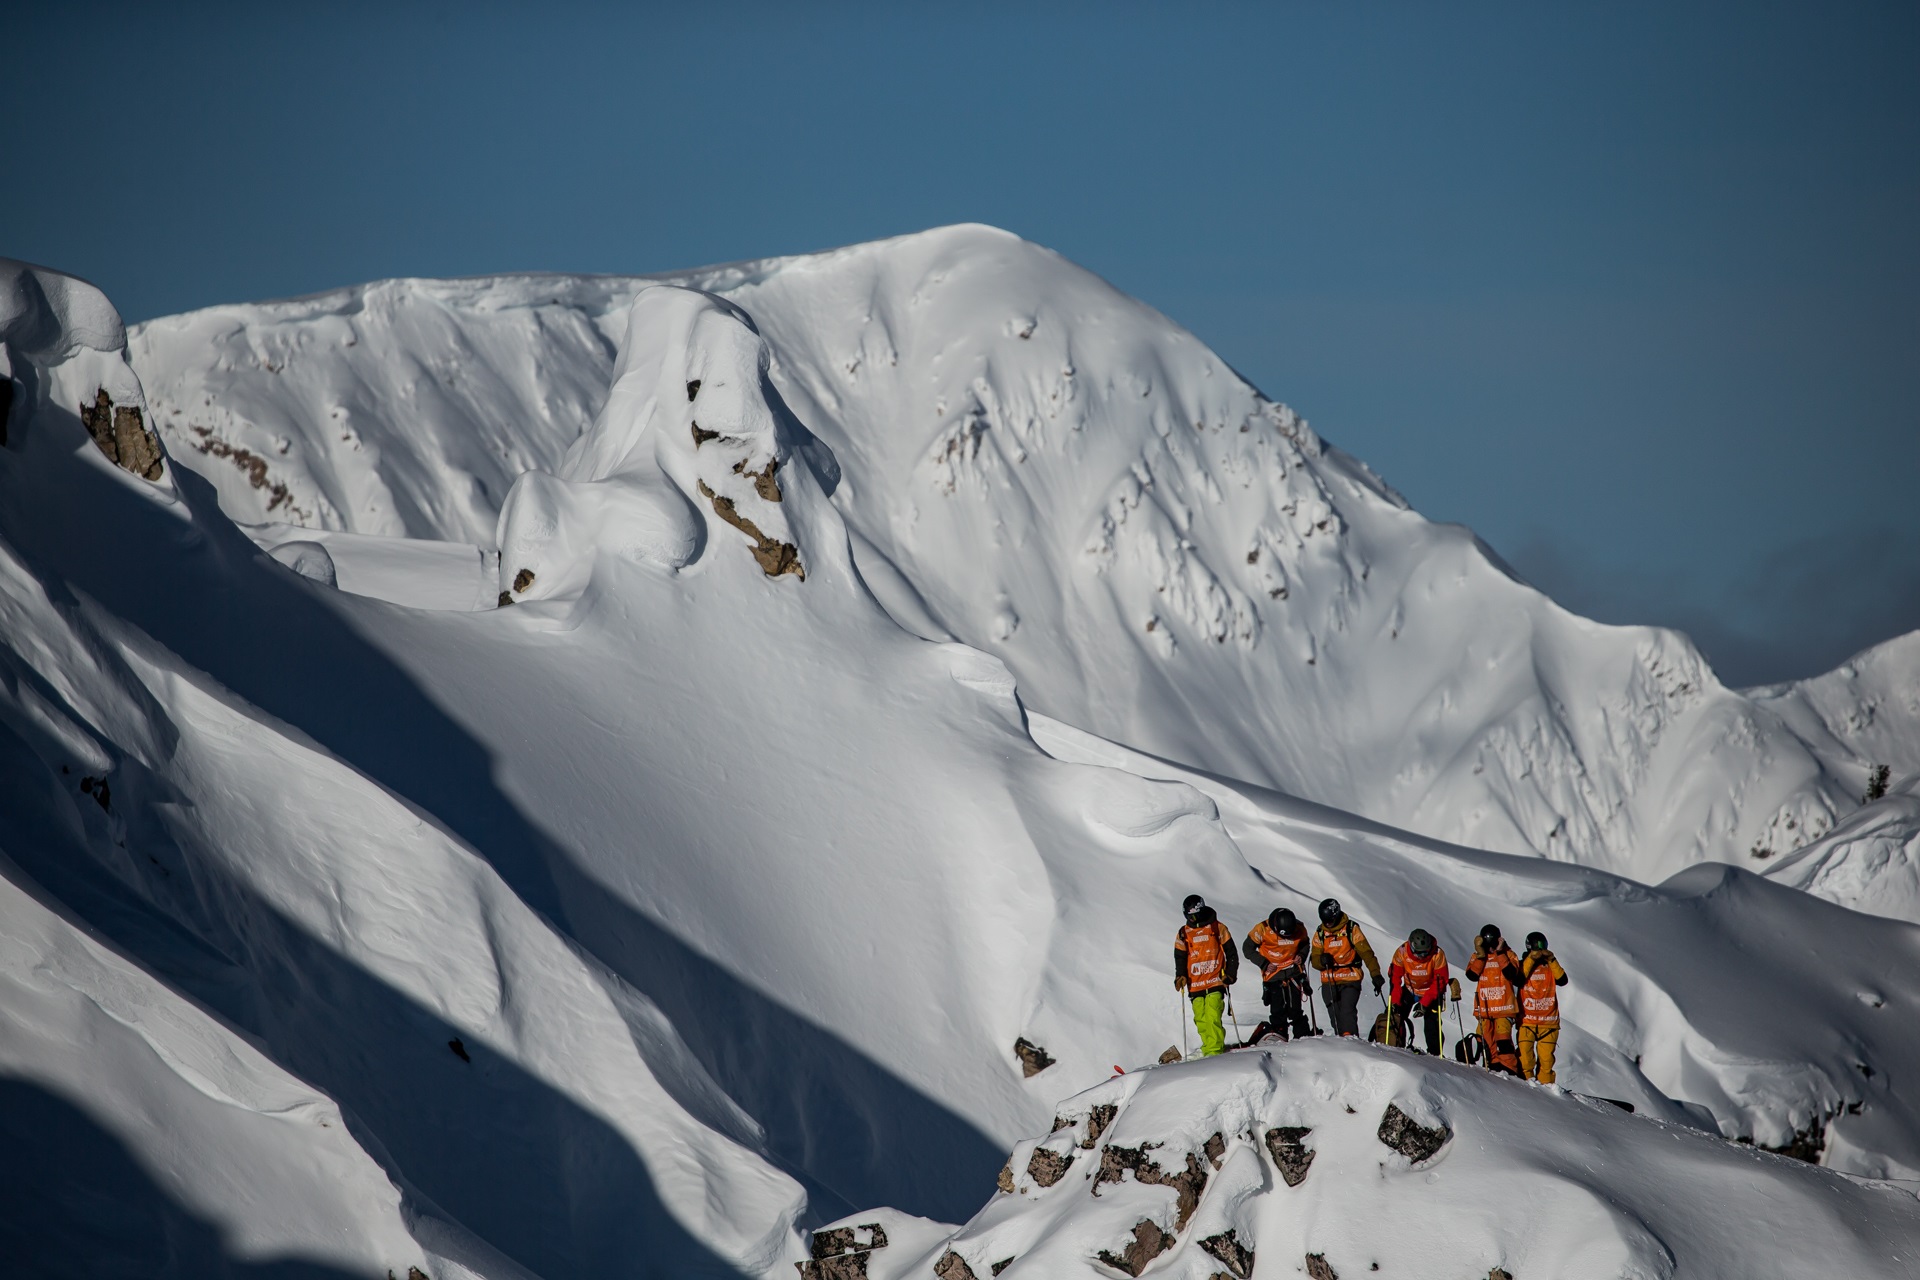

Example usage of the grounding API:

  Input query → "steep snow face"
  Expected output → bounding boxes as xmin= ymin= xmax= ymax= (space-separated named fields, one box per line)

xmin=863 ymin=1041 xmax=1920 ymax=1280
xmin=127 ymin=228 xmax=1894 ymax=891
xmin=1 ymin=261 xmax=810 ymax=1279
xmin=1745 ymin=632 xmax=1920 ymax=920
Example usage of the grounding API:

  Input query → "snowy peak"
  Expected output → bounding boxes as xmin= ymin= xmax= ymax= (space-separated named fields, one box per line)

xmin=120 ymin=227 xmax=1919 ymax=899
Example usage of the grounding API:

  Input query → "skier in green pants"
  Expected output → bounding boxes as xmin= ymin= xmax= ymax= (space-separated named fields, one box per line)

xmin=1174 ymin=894 xmax=1239 ymax=1056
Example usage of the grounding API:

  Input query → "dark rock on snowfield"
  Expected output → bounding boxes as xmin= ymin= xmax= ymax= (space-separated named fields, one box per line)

xmin=1377 ymin=1103 xmax=1450 ymax=1162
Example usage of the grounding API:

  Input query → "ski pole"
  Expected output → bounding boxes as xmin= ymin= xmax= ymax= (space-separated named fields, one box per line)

xmin=1179 ymin=987 xmax=1189 ymax=1060
xmin=1228 ymin=987 xmax=1245 ymax=1048
xmin=1304 ymin=972 xmax=1321 ymax=1035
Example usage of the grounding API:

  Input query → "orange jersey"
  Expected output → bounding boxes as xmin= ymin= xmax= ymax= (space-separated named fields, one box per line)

xmin=1470 ymin=945 xmax=1522 ymax=1019
xmin=1520 ymin=955 xmax=1567 ymax=1026
xmin=1389 ymin=943 xmax=1450 ymax=1004
xmin=1247 ymin=920 xmax=1308 ymax=980
xmin=1178 ymin=921 xmax=1233 ymax=994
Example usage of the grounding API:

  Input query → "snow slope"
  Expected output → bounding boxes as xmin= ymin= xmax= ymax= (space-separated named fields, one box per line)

xmin=128 ymin=226 xmax=1920 ymax=903
xmin=6 ymin=246 xmax=1919 ymax=1277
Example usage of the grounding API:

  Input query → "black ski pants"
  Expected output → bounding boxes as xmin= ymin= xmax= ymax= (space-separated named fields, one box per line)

xmin=1262 ymin=974 xmax=1313 ymax=1039
xmin=1393 ymin=990 xmax=1443 ymax=1055
xmin=1322 ymin=981 xmax=1363 ymax=1037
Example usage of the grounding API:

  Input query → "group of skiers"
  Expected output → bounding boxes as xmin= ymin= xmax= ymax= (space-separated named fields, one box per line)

xmin=1173 ymin=894 xmax=1569 ymax=1084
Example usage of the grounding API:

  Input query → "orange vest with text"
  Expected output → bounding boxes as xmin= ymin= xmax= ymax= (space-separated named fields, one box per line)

xmin=1520 ymin=957 xmax=1565 ymax=1027
xmin=1181 ymin=922 xmax=1231 ymax=994
xmin=1472 ymin=945 xmax=1521 ymax=1019
xmin=1391 ymin=943 xmax=1448 ymax=1002
xmin=1248 ymin=921 xmax=1307 ymax=981
xmin=1317 ymin=920 xmax=1365 ymax=983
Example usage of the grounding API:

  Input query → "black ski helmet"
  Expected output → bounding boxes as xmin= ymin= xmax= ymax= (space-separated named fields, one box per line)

xmin=1526 ymin=931 xmax=1548 ymax=952
xmin=1317 ymin=898 xmax=1342 ymax=925
xmin=1270 ymin=907 xmax=1298 ymax=933
xmin=1479 ymin=924 xmax=1503 ymax=947
xmin=1183 ymin=894 xmax=1205 ymax=919
xmin=1409 ymin=928 xmax=1435 ymax=957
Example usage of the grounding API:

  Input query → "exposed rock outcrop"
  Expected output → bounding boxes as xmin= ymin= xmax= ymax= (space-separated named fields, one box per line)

xmin=1199 ymin=1228 xmax=1255 ymax=1278
xmin=80 ymin=389 xmax=164 ymax=480
xmin=1264 ymin=1125 xmax=1315 ymax=1185
xmin=1377 ymin=1103 xmax=1450 ymax=1162
xmin=1013 ymin=1037 xmax=1055 ymax=1077
xmin=1095 ymin=1220 xmax=1173 ymax=1277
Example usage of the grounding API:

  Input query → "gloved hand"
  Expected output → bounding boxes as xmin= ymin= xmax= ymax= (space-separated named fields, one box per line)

xmin=1372 ymin=975 xmax=1385 ymax=995
xmin=1174 ymin=975 xmax=1187 ymax=992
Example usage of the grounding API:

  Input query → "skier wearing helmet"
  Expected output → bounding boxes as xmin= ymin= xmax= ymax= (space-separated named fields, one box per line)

xmin=1174 ymin=894 xmax=1239 ymax=1056
xmin=1242 ymin=906 xmax=1314 ymax=1042
xmin=1388 ymin=928 xmax=1450 ymax=1054
xmin=1517 ymin=931 xmax=1569 ymax=1083
xmin=1467 ymin=924 xmax=1525 ymax=1075
xmin=1309 ymin=898 xmax=1382 ymax=1038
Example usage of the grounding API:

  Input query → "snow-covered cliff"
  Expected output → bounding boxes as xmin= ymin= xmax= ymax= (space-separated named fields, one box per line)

xmin=128 ymin=226 xmax=1919 ymax=899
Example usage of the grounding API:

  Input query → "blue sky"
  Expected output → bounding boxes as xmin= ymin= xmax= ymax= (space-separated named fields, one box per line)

xmin=9 ymin=2 xmax=1916 ymax=684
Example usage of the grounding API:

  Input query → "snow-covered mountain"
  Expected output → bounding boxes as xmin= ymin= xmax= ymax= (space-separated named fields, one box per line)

xmin=126 ymin=225 xmax=1920 ymax=900
xmin=4 ymin=238 xmax=1919 ymax=1278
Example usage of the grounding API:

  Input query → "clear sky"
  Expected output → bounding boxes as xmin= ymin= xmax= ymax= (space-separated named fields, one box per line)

xmin=9 ymin=2 xmax=1916 ymax=686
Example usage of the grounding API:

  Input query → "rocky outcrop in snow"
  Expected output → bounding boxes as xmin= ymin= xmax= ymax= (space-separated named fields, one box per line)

xmin=871 ymin=1042 xmax=1920 ymax=1280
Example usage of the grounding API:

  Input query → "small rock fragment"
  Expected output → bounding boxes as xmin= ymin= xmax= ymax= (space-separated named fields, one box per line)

xmin=1082 ymin=1103 xmax=1117 ymax=1148
xmin=496 ymin=592 xmax=514 ymax=608
xmin=796 ymin=1256 xmax=866 ymax=1280
xmin=687 ymin=379 xmax=701 ymax=401
xmin=1097 ymin=1220 xmax=1174 ymax=1277
xmin=1199 ymin=1228 xmax=1255 ymax=1278
xmin=1203 ymin=1132 xmax=1226 ymax=1168
xmin=80 ymin=390 xmax=165 ymax=480
xmin=1012 ymin=1037 xmax=1055 ymax=1077
xmin=809 ymin=1223 xmax=887 ymax=1258
xmin=990 ymin=1261 xmax=1013 ymax=1277
xmin=512 ymin=568 xmax=535 ymax=593
xmin=734 ymin=456 xmax=784 ymax=501
xmin=1489 ymin=1269 xmax=1514 ymax=1280
xmin=1026 ymin=1146 xmax=1072 ymax=1187
xmin=995 ymin=1162 xmax=1014 ymax=1194
xmin=933 ymin=1249 xmax=977 ymax=1280
xmin=798 ymin=1223 xmax=887 ymax=1279
xmin=1264 ymin=1126 xmax=1315 ymax=1186
xmin=447 ymin=1038 xmax=470 ymax=1063
xmin=79 ymin=776 xmax=112 ymax=812
xmin=1305 ymin=1254 xmax=1338 ymax=1280
xmin=1157 ymin=1046 xmax=1182 ymax=1065
xmin=696 ymin=480 xmax=804 ymax=578
xmin=1094 ymin=1142 xmax=1208 ymax=1228
xmin=692 ymin=420 xmax=719 ymax=446
xmin=1377 ymin=1103 xmax=1450 ymax=1163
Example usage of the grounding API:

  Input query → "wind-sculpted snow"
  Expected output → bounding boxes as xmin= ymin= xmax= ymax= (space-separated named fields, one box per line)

xmin=851 ymin=1041 xmax=1920 ymax=1280
xmin=6 ymin=251 xmax=1920 ymax=1275
xmin=128 ymin=227 xmax=1913 ymax=899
